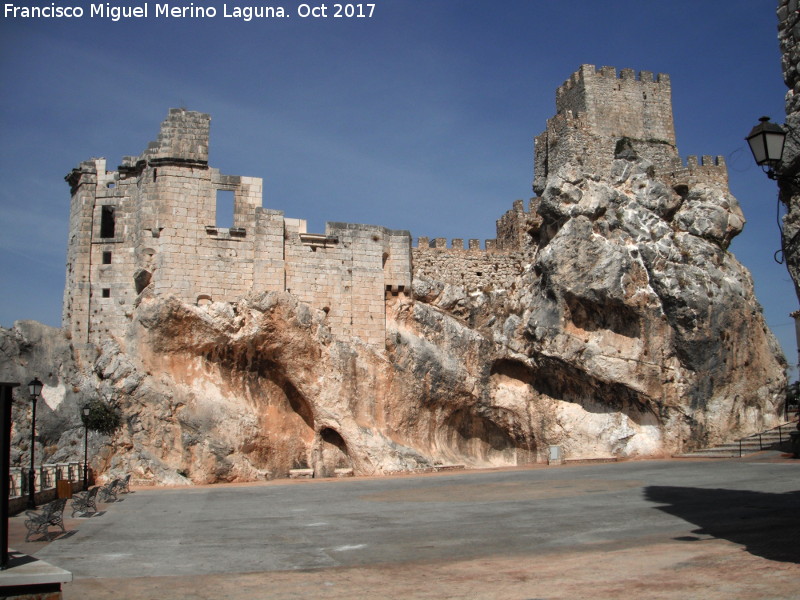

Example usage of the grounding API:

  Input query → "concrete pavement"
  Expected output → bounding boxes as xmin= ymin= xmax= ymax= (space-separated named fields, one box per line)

xmin=10 ymin=456 xmax=800 ymax=599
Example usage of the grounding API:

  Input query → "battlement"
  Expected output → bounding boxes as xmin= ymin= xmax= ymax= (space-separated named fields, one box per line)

xmin=414 ymin=198 xmax=542 ymax=255
xmin=660 ymin=154 xmax=729 ymax=189
xmin=415 ymin=237 xmax=500 ymax=251
xmin=555 ymin=64 xmax=670 ymax=102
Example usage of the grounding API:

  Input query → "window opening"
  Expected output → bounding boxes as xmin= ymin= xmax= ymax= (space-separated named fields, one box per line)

xmin=216 ymin=190 xmax=235 ymax=229
xmin=101 ymin=288 xmax=111 ymax=298
xmin=102 ymin=251 xmax=112 ymax=264
xmin=100 ymin=206 xmax=115 ymax=238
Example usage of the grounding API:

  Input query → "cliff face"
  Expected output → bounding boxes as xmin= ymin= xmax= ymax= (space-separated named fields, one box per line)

xmin=777 ymin=0 xmax=800 ymax=300
xmin=0 ymin=148 xmax=786 ymax=484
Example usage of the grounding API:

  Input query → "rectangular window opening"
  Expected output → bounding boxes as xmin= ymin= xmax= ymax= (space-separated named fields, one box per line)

xmin=102 ymin=251 xmax=112 ymax=264
xmin=100 ymin=206 xmax=116 ymax=238
xmin=216 ymin=190 xmax=235 ymax=229
xmin=101 ymin=288 xmax=111 ymax=298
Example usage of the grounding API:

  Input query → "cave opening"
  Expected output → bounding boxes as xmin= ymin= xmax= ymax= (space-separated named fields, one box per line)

xmin=441 ymin=408 xmax=522 ymax=466
xmin=317 ymin=427 xmax=351 ymax=477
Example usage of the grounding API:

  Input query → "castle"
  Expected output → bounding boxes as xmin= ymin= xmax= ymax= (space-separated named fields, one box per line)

xmin=63 ymin=65 xmax=729 ymax=348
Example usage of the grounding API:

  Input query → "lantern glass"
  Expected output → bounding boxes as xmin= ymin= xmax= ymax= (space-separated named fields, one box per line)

xmin=764 ymin=130 xmax=786 ymax=165
xmin=27 ymin=378 xmax=43 ymax=398
xmin=746 ymin=117 xmax=787 ymax=167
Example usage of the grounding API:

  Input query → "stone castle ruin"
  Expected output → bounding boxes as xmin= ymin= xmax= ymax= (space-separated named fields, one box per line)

xmin=64 ymin=65 xmax=728 ymax=351
xmin=1 ymin=65 xmax=785 ymax=484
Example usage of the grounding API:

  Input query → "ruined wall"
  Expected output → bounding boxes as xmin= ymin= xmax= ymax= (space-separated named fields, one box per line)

xmin=285 ymin=221 xmax=411 ymax=346
xmin=63 ymin=109 xmax=412 ymax=349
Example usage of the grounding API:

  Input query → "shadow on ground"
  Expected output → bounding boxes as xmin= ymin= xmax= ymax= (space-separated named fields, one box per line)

xmin=645 ymin=486 xmax=800 ymax=563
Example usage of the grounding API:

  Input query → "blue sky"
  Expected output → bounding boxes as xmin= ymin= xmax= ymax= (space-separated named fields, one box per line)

xmin=1 ymin=0 xmax=797 ymax=376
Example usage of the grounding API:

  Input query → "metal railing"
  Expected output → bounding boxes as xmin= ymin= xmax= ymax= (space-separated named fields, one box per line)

xmin=7 ymin=462 xmax=85 ymax=498
xmin=738 ymin=422 xmax=794 ymax=457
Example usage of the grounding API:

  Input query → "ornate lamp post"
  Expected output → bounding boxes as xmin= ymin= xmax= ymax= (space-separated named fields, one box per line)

xmin=82 ymin=405 xmax=90 ymax=490
xmin=27 ymin=377 xmax=43 ymax=509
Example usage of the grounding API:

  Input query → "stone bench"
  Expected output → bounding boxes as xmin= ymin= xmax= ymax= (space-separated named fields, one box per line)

xmin=288 ymin=468 xmax=314 ymax=479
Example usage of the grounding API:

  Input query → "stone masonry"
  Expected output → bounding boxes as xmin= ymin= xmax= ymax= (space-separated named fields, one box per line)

xmin=63 ymin=65 xmax=733 ymax=350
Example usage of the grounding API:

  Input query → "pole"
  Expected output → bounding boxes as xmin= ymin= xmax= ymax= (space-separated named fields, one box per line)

xmin=0 ymin=383 xmax=20 ymax=570
xmin=27 ymin=396 xmax=36 ymax=509
xmin=793 ymin=310 xmax=800 ymax=383
xmin=83 ymin=421 xmax=89 ymax=491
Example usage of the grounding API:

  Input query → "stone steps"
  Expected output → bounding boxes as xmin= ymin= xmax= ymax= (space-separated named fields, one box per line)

xmin=674 ymin=421 xmax=797 ymax=458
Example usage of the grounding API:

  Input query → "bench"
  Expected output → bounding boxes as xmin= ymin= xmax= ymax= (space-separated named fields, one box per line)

xmin=98 ymin=474 xmax=131 ymax=502
xmin=24 ymin=498 xmax=67 ymax=542
xmin=98 ymin=478 xmax=120 ymax=502
xmin=70 ymin=486 xmax=100 ymax=517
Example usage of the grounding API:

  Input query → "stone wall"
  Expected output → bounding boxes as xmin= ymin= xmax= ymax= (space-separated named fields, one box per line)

xmin=285 ymin=221 xmax=411 ymax=346
xmin=659 ymin=155 xmax=729 ymax=190
xmin=412 ymin=241 xmax=524 ymax=292
xmin=779 ymin=0 xmax=800 ymax=116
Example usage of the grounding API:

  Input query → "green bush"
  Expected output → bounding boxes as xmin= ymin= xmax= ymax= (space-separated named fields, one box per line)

xmin=81 ymin=399 xmax=121 ymax=435
xmin=787 ymin=381 xmax=800 ymax=410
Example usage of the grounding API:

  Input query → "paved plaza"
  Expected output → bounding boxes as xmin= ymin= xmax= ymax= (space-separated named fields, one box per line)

xmin=9 ymin=457 xmax=800 ymax=599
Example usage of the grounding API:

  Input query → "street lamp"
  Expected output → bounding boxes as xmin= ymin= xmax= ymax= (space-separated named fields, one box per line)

xmin=27 ymin=377 xmax=43 ymax=509
xmin=82 ymin=405 xmax=90 ymax=490
xmin=746 ymin=116 xmax=787 ymax=179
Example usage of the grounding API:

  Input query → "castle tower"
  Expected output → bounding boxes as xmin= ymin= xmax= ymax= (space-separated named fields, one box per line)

xmin=533 ymin=65 xmax=680 ymax=195
xmin=63 ymin=109 xmax=278 ymax=345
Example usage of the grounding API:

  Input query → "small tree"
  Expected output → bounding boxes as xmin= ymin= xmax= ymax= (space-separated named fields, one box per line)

xmin=786 ymin=381 xmax=800 ymax=414
xmin=81 ymin=399 xmax=121 ymax=435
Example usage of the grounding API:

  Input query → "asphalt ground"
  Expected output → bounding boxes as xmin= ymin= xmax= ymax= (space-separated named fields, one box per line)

xmin=8 ymin=455 xmax=800 ymax=599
